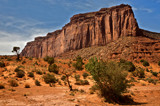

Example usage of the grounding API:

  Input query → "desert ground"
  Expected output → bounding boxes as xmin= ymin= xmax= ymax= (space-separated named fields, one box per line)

xmin=0 ymin=56 xmax=160 ymax=106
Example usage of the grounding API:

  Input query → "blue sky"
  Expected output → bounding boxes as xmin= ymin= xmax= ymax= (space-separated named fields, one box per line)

xmin=0 ymin=0 xmax=160 ymax=55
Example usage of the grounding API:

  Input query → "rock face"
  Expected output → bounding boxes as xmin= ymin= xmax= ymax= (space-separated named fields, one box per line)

xmin=21 ymin=4 xmax=139 ymax=58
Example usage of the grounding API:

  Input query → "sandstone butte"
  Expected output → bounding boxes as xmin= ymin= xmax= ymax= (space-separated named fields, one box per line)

xmin=21 ymin=4 xmax=140 ymax=58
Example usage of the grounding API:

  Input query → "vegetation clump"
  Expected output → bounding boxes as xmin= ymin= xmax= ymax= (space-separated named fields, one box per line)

xmin=118 ymin=59 xmax=135 ymax=72
xmin=15 ymin=67 xmax=25 ymax=78
xmin=75 ymin=79 xmax=89 ymax=85
xmin=48 ymin=64 xmax=59 ymax=74
xmin=44 ymin=56 xmax=54 ymax=65
xmin=28 ymin=72 xmax=34 ymax=77
xmin=61 ymin=75 xmax=66 ymax=81
xmin=36 ymin=70 xmax=43 ymax=75
xmin=82 ymin=72 xmax=89 ymax=79
xmin=43 ymin=73 xmax=57 ymax=84
xmin=158 ymin=61 xmax=160 ymax=66
xmin=9 ymin=79 xmax=18 ymax=87
xmin=0 ymin=61 xmax=5 ymax=67
xmin=25 ymin=84 xmax=30 ymax=88
xmin=73 ymin=56 xmax=84 ymax=70
xmin=35 ymin=80 xmax=41 ymax=86
xmin=0 ymin=83 xmax=5 ymax=89
xmin=132 ymin=67 xmax=145 ymax=78
xmin=85 ymin=58 xmax=130 ymax=103
xmin=152 ymin=72 xmax=158 ymax=77
xmin=141 ymin=60 xmax=150 ymax=67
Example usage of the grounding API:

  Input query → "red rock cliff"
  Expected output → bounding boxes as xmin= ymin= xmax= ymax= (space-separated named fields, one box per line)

xmin=21 ymin=4 xmax=139 ymax=58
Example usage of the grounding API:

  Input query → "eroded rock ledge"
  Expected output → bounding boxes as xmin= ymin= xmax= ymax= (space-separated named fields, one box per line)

xmin=21 ymin=4 xmax=139 ymax=58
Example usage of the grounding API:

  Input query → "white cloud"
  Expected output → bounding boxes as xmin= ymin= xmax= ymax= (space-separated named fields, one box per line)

xmin=0 ymin=15 xmax=53 ymax=55
xmin=132 ymin=7 xmax=153 ymax=13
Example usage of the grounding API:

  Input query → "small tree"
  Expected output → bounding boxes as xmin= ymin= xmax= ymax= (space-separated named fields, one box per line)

xmin=12 ymin=47 xmax=20 ymax=60
xmin=61 ymin=69 xmax=74 ymax=91
xmin=85 ymin=58 xmax=130 ymax=103
xmin=73 ymin=56 xmax=84 ymax=70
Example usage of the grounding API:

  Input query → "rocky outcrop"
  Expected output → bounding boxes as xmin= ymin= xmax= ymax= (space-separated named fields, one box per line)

xmin=21 ymin=4 xmax=139 ymax=58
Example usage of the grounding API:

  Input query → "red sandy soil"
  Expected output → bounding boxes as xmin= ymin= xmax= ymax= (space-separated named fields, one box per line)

xmin=0 ymin=56 xmax=160 ymax=106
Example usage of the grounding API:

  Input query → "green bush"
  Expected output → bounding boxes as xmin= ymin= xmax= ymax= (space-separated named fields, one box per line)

xmin=142 ymin=61 xmax=150 ymax=67
xmin=43 ymin=73 xmax=57 ymax=84
xmin=7 ymin=58 xmax=12 ymax=61
xmin=73 ymin=56 xmax=84 ymax=70
xmin=0 ymin=83 xmax=5 ymax=89
xmin=28 ymin=72 xmax=34 ymax=77
xmin=74 ymin=74 xmax=80 ymax=81
xmin=152 ymin=72 xmax=158 ymax=77
xmin=75 ymin=79 xmax=89 ymax=85
xmin=132 ymin=67 xmax=145 ymax=78
xmin=146 ymin=68 xmax=149 ymax=72
xmin=22 ymin=60 xmax=26 ymax=64
xmin=36 ymin=70 xmax=42 ymax=75
xmin=48 ymin=64 xmax=58 ymax=74
xmin=44 ymin=56 xmax=54 ymax=65
xmin=9 ymin=79 xmax=18 ymax=87
xmin=35 ymin=80 xmax=41 ymax=86
xmin=0 ymin=62 xmax=5 ymax=67
xmin=34 ymin=61 xmax=38 ymax=65
xmin=25 ymin=84 xmax=30 ymax=88
xmin=85 ymin=58 xmax=129 ymax=102
xmin=140 ymin=59 xmax=145 ymax=63
xmin=82 ymin=72 xmax=89 ymax=79
xmin=16 ymin=70 xmax=25 ymax=78
xmin=146 ymin=78 xmax=158 ymax=85
xmin=61 ymin=75 xmax=66 ymax=81
xmin=119 ymin=59 xmax=135 ymax=72
xmin=158 ymin=61 xmax=160 ymax=66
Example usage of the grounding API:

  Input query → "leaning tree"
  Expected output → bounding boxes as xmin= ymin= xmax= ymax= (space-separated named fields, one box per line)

xmin=12 ymin=47 xmax=20 ymax=60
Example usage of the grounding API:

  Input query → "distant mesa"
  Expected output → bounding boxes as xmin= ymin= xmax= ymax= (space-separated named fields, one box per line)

xmin=21 ymin=4 xmax=160 ymax=61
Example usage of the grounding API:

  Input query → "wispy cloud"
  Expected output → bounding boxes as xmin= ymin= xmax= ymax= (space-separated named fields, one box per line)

xmin=132 ymin=7 xmax=153 ymax=13
xmin=0 ymin=15 xmax=53 ymax=55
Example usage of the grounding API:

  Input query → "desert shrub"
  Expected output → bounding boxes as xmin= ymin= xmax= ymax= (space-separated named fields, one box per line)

xmin=43 ymin=73 xmax=57 ymax=84
xmin=48 ymin=64 xmax=58 ymax=74
xmin=25 ymin=83 xmax=30 ymax=88
xmin=73 ymin=56 xmax=84 ymax=70
xmin=36 ymin=70 xmax=42 ymax=75
xmin=28 ymin=72 xmax=34 ymax=77
xmin=140 ymin=59 xmax=145 ymax=63
xmin=152 ymin=72 xmax=158 ymax=77
xmin=75 ymin=79 xmax=89 ymax=85
xmin=44 ymin=56 xmax=54 ymax=65
xmin=146 ymin=68 xmax=149 ymax=72
xmin=82 ymin=72 xmax=89 ymax=79
xmin=61 ymin=75 xmax=66 ymax=81
xmin=16 ymin=70 xmax=25 ymax=78
xmin=7 ymin=58 xmax=12 ymax=61
xmin=74 ymin=74 xmax=80 ymax=81
xmin=142 ymin=61 xmax=150 ymax=67
xmin=85 ymin=58 xmax=129 ymax=103
xmin=0 ymin=83 xmax=5 ymax=89
xmin=158 ymin=61 xmax=160 ymax=66
xmin=132 ymin=67 xmax=145 ymax=78
xmin=83 ymin=80 xmax=89 ymax=85
xmin=118 ymin=59 xmax=135 ymax=72
xmin=35 ymin=80 xmax=41 ymax=86
xmin=146 ymin=78 xmax=158 ymax=85
xmin=0 ymin=61 xmax=5 ymax=67
xmin=22 ymin=60 xmax=26 ymax=64
xmin=29 ymin=57 xmax=32 ymax=60
xmin=34 ymin=61 xmax=38 ymax=65
xmin=9 ymin=79 xmax=18 ymax=87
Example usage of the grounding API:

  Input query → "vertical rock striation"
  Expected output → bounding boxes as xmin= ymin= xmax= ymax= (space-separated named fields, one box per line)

xmin=21 ymin=4 xmax=139 ymax=58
